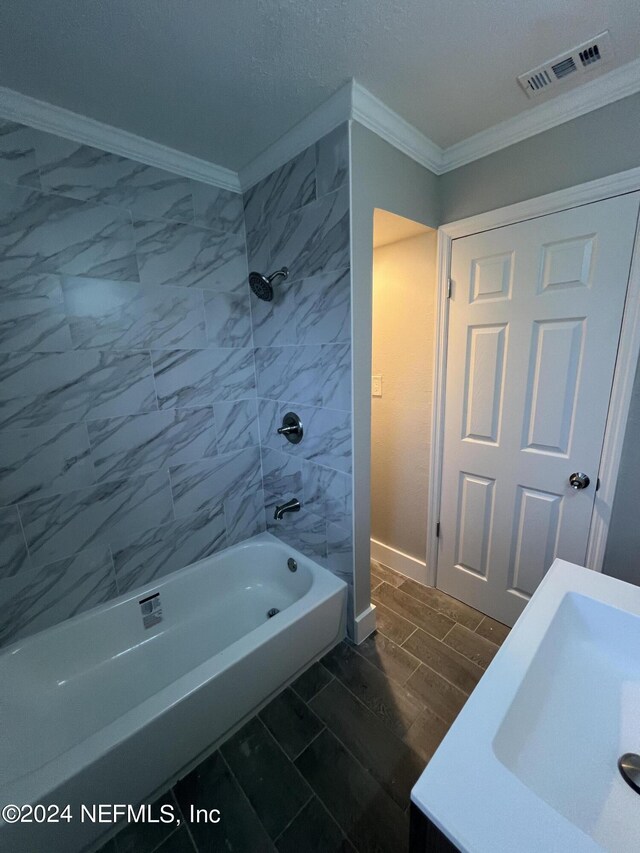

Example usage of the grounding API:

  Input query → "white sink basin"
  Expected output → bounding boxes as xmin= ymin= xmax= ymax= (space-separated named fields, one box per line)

xmin=411 ymin=560 xmax=640 ymax=852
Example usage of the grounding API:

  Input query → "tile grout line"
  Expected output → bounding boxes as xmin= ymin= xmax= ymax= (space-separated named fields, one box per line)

xmin=376 ymin=578 xmax=497 ymax=663
xmin=297 ymin=693 xmax=412 ymax=825
xmin=271 ymin=792 xmax=315 ymax=844
xmin=411 ymin=658 xmax=473 ymax=701
xmin=440 ymin=623 xmax=457 ymax=643
xmin=217 ymin=749 xmax=279 ymax=848
xmin=399 ymin=626 xmax=419 ymax=648
xmin=403 ymin=618 xmax=492 ymax=679
xmin=290 ymin=724 xmax=328 ymax=763
xmin=377 ymin=562 xmax=488 ymax=631
xmin=301 ymin=691 xmax=412 ymax=815
xmin=348 ymin=632 xmax=422 ymax=687
xmin=372 ymin=581 xmax=457 ymax=634
xmin=167 ymin=788 xmax=199 ymax=853
xmin=441 ymin=625 xmax=499 ymax=669
xmin=373 ymin=584 xmax=455 ymax=643
xmin=319 ymin=653 xmax=424 ymax=743
xmin=300 ymin=671 xmax=335 ymax=704
xmin=401 ymin=657 xmax=422 ymax=687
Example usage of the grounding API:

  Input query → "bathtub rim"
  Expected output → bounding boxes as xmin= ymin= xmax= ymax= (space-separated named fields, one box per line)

xmin=0 ymin=531 xmax=347 ymax=807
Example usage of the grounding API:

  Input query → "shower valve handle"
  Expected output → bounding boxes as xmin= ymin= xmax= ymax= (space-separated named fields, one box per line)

xmin=277 ymin=412 xmax=303 ymax=444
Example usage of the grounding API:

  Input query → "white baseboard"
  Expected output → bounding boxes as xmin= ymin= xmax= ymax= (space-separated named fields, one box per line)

xmin=370 ymin=538 xmax=428 ymax=584
xmin=353 ymin=604 xmax=377 ymax=644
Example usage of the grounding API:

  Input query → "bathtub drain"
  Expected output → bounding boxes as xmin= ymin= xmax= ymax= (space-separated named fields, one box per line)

xmin=267 ymin=608 xmax=280 ymax=619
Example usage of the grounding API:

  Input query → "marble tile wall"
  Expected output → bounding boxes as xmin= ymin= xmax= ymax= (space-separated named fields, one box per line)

xmin=0 ymin=118 xmax=263 ymax=647
xmin=243 ymin=123 xmax=354 ymax=630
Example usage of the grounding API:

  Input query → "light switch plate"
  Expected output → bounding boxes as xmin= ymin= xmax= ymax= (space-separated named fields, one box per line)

xmin=371 ymin=374 xmax=382 ymax=397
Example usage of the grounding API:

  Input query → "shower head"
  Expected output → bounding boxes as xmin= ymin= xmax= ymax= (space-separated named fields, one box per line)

xmin=249 ymin=267 xmax=288 ymax=301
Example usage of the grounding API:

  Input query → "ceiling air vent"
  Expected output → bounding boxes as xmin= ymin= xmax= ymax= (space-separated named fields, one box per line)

xmin=518 ymin=31 xmax=613 ymax=98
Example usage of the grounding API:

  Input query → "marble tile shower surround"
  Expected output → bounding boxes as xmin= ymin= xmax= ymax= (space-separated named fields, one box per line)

xmin=0 ymin=118 xmax=264 ymax=647
xmin=243 ymin=123 xmax=354 ymax=629
xmin=0 ymin=118 xmax=354 ymax=647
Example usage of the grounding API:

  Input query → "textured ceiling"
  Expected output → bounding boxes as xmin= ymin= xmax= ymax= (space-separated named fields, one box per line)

xmin=0 ymin=0 xmax=639 ymax=171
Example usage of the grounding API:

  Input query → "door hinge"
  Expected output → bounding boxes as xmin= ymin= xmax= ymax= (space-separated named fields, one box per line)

xmin=447 ymin=278 xmax=452 ymax=299
xmin=436 ymin=521 xmax=440 ymax=538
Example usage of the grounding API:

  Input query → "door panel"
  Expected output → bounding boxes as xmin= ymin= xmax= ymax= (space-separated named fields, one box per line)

xmin=463 ymin=324 xmax=507 ymax=444
xmin=509 ymin=485 xmax=562 ymax=597
xmin=523 ymin=318 xmax=584 ymax=455
xmin=438 ymin=193 xmax=640 ymax=625
xmin=455 ymin=472 xmax=495 ymax=578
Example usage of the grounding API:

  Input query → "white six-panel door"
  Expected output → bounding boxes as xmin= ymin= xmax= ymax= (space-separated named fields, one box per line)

xmin=437 ymin=193 xmax=640 ymax=626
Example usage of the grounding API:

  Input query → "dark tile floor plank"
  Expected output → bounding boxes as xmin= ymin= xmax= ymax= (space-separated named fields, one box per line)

xmin=370 ymin=560 xmax=405 ymax=588
xmin=295 ymin=729 xmax=409 ymax=853
xmin=444 ymin=623 xmax=499 ymax=669
xmin=275 ymin=796 xmax=355 ymax=853
xmin=354 ymin=631 xmax=421 ymax=686
xmin=260 ymin=687 xmax=324 ymax=760
xmin=174 ymin=750 xmax=275 ymax=852
xmin=310 ymin=678 xmax=424 ymax=808
xmin=475 ymin=615 xmax=510 ymax=645
xmin=373 ymin=600 xmax=417 ymax=645
xmin=373 ymin=583 xmax=454 ymax=640
xmin=106 ymin=580 xmax=502 ymax=853
xmin=114 ymin=791 xmax=176 ymax=853
xmin=405 ymin=664 xmax=468 ymax=727
xmin=153 ymin=827 xmax=195 ymax=853
xmin=291 ymin=661 xmax=334 ymax=702
xmin=322 ymin=642 xmax=423 ymax=737
xmin=402 ymin=706 xmax=450 ymax=765
xmin=403 ymin=628 xmax=484 ymax=694
xmin=220 ymin=717 xmax=312 ymax=840
xmin=398 ymin=578 xmax=484 ymax=630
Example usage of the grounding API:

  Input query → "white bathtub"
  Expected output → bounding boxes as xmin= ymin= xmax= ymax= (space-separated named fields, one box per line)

xmin=0 ymin=532 xmax=347 ymax=853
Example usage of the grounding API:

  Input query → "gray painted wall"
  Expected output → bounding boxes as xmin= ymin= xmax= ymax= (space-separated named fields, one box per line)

xmin=603 ymin=359 xmax=640 ymax=584
xmin=440 ymin=92 xmax=640 ymax=223
xmin=350 ymin=121 xmax=440 ymax=619
xmin=0 ymin=120 xmax=264 ymax=647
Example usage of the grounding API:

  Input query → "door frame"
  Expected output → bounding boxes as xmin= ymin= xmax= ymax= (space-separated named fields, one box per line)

xmin=426 ymin=165 xmax=640 ymax=587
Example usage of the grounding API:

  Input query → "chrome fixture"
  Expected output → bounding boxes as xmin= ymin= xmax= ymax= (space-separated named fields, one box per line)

xmin=248 ymin=266 xmax=288 ymax=301
xmin=287 ymin=558 xmax=297 ymax=573
xmin=619 ymin=753 xmax=640 ymax=794
xmin=569 ymin=472 xmax=590 ymax=490
xmin=277 ymin=411 xmax=303 ymax=444
xmin=273 ymin=498 xmax=301 ymax=520
xmin=267 ymin=608 xmax=280 ymax=619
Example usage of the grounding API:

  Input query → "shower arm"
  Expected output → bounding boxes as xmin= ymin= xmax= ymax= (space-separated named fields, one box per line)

xmin=268 ymin=268 xmax=288 ymax=284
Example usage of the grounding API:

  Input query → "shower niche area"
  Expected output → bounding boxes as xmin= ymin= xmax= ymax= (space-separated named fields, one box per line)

xmin=370 ymin=210 xmax=437 ymax=585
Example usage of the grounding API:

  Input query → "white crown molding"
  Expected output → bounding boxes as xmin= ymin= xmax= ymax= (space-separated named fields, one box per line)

xmin=3 ymin=56 xmax=640 ymax=198
xmin=440 ymin=57 xmax=640 ymax=173
xmin=0 ymin=86 xmax=241 ymax=192
xmin=350 ymin=81 xmax=444 ymax=174
xmin=238 ymin=79 xmax=445 ymax=191
xmin=241 ymin=55 xmax=640 ymax=188
xmin=238 ymin=81 xmax=353 ymax=191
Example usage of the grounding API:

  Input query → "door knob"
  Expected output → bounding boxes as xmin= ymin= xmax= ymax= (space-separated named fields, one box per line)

xmin=569 ymin=472 xmax=590 ymax=490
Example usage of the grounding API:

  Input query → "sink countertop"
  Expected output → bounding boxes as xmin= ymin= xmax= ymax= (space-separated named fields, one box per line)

xmin=411 ymin=559 xmax=640 ymax=853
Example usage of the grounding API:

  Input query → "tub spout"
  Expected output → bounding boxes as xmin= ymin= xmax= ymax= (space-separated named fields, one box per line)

xmin=274 ymin=498 xmax=301 ymax=520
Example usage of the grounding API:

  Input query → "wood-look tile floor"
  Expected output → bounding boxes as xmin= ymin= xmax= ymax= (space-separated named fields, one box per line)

xmin=99 ymin=562 xmax=509 ymax=853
